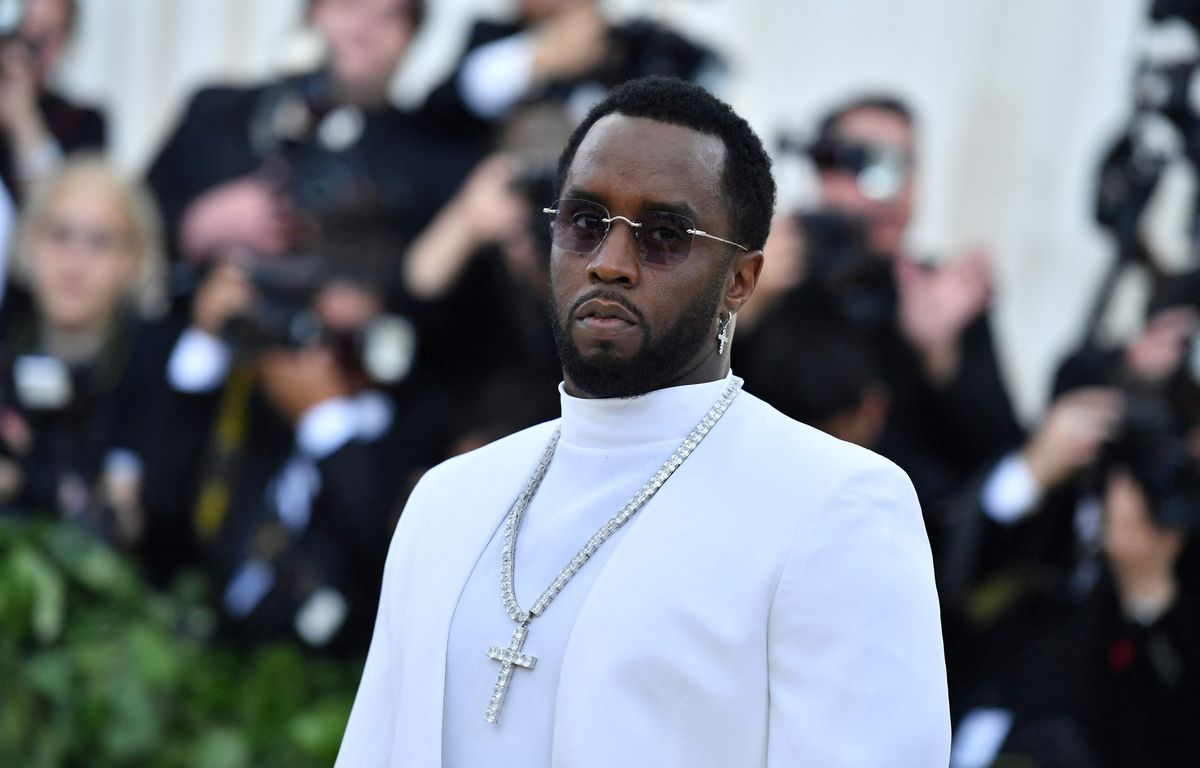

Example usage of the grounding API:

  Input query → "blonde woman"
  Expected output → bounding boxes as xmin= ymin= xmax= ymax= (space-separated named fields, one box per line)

xmin=0 ymin=154 xmax=168 ymax=547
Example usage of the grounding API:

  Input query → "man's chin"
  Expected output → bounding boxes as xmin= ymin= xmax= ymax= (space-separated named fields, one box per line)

xmin=562 ymin=358 xmax=647 ymax=399
xmin=571 ymin=321 xmax=643 ymax=359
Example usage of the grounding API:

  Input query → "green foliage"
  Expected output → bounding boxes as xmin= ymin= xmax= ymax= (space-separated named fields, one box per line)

xmin=0 ymin=519 xmax=361 ymax=768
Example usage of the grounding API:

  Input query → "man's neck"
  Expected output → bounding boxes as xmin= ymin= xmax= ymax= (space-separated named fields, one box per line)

xmin=563 ymin=358 xmax=731 ymax=400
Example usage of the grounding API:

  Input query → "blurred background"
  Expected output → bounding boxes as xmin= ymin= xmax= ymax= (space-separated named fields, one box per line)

xmin=1 ymin=1 xmax=1197 ymax=766
xmin=54 ymin=0 xmax=1146 ymax=415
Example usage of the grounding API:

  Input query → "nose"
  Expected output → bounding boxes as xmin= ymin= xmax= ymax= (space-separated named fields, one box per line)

xmin=586 ymin=218 xmax=640 ymax=286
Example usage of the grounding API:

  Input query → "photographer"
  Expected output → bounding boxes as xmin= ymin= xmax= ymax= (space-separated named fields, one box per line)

xmin=140 ymin=209 xmax=448 ymax=653
xmin=0 ymin=0 xmax=104 ymax=195
xmin=0 ymin=156 xmax=167 ymax=549
xmin=939 ymin=292 xmax=1200 ymax=767
xmin=145 ymin=0 xmax=479 ymax=269
xmin=421 ymin=0 xmax=721 ymax=141
xmin=747 ymin=95 xmax=1025 ymax=507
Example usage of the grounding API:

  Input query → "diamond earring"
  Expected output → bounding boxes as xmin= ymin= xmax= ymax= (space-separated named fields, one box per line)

xmin=716 ymin=312 xmax=735 ymax=356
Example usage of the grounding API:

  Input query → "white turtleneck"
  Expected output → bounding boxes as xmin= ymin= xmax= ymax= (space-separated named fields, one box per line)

xmin=442 ymin=374 xmax=735 ymax=767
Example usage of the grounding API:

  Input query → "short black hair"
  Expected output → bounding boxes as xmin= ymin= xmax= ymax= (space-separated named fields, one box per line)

xmin=815 ymin=94 xmax=915 ymax=145
xmin=556 ymin=75 xmax=775 ymax=251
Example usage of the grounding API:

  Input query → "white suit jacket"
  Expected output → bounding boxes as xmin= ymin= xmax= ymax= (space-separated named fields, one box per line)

xmin=337 ymin=392 xmax=951 ymax=767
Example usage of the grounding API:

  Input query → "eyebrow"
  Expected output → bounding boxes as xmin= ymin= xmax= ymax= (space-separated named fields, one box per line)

xmin=563 ymin=187 xmax=700 ymax=222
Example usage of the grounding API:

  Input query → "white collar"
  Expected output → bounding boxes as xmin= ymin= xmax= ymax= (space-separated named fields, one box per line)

xmin=557 ymin=371 xmax=735 ymax=450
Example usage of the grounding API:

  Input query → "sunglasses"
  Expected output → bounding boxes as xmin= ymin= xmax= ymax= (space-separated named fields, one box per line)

xmin=543 ymin=198 xmax=748 ymax=265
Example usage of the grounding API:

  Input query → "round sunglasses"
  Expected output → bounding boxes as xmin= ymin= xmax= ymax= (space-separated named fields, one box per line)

xmin=543 ymin=198 xmax=747 ymax=265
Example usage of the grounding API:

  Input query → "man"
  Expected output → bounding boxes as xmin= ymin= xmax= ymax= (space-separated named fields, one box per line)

xmin=938 ymin=295 xmax=1200 ymax=767
xmin=145 ymin=0 xmax=478 ymax=265
xmin=811 ymin=96 xmax=1025 ymax=503
xmin=135 ymin=0 xmax=478 ymax=652
xmin=336 ymin=76 xmax=949 ymax=766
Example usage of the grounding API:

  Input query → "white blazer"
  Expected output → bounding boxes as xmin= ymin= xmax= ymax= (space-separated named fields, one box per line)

xmin=336 ymin=393 xmax=951 ymax=767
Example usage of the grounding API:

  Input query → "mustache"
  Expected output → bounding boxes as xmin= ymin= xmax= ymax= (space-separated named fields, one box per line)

xmin=568 ymin=289 xmax=647 ymax=325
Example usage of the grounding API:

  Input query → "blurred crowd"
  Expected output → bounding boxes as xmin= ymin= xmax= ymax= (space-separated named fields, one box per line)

xmin=0 ymin=0 xmax=1197 ymax=766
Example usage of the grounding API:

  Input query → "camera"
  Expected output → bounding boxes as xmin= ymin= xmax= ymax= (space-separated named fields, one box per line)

xmin=1108 ymin=388 xmax=1200 ymax=528
xmin=791 ymin=210 xmax=896 ymax=335
xmin=223 ymin=254 xmax=326 ymax=354
xmin=249 ymin=71 xmax=377 ymax=215
xmin=1059 ymin=272 xmax=1200 ymax=529
xmin=220 ymin=202 xmax=417 ymax=386
xmin=594 ymin=20 xmax=722 ymax=89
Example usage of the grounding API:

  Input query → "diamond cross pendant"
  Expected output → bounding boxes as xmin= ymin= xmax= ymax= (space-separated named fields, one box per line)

xmin=485 ymin=621 xmax=537 ymax=723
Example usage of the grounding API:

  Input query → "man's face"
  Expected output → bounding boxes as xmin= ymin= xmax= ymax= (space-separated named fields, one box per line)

xmin=310 ymin=0 xmax=413 ymax=101
xmin=548 ymin=114 xmax=734 ymax=398
xmin=20 ymin=0 xmax=71 ymax=81
xmin=817 ymin=107 xmax=915 ymax=258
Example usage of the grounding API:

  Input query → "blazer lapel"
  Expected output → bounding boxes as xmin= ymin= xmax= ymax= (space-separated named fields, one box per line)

xmin=393 ymin=423 xmax=559 ymax=763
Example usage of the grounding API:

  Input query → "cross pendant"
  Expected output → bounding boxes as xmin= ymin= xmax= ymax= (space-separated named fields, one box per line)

xmin=485 ymin=621 xmax=537 ymax=723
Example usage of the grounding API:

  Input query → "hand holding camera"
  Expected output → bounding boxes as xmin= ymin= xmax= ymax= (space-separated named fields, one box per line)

xmin=179 ymin=175 xmax=303 ymax=262
xmin=895 ymin=249 xmax=992 ymax=383
xmin=1021 ymin=387 xmax=1124 ymax=492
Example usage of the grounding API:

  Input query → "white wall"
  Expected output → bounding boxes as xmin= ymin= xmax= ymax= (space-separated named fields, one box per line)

xmin=54 ymin=0 xmax=1152 ymax=419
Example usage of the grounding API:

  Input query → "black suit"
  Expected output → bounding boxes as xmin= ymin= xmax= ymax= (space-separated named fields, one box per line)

xmin=936 ymin=343 xmax=1200 ymax=766
xmin=140 ymin=354 xmax=449 ymax=654
xmin=937 ymin=468 xmax=1200 ymax=767
xmin=145 ymin=71 xmax=483 ymax=263
xmin=0 ymin=89 xmax=106 ymax=198
xmin=878 ymin=309 xmax=1025 ymax=505
xmin=0 ymin=311 xmax=172 ymax=531
xmin=139 ymin=72 xmax=493 ymax=651
xmin=739 ymin=260 xmax=1025 ymax=508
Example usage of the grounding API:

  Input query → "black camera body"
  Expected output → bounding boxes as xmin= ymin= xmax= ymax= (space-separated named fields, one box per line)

xmin=793 ymin=210 xmax=896 ymax=336
xmin=1108 ymin=388 xmax=1200 ymax=528
xmin=1057 ymin=274 xmax=1200 ymax=530
xmin=222 ymin=255 xmax=327 ymax=356
xmin=249 ymin=72 xmax=378 ymax=216
xmin=595 ymin=20 xmax=721 ymax=89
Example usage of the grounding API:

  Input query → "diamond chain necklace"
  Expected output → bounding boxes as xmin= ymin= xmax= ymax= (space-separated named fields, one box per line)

xmin=484 ymin=376 xmax=743 ymax=723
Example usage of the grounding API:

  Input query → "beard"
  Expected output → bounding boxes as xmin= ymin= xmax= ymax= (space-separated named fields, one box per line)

xmin=548 ymin=273 xmax=726 ymax=399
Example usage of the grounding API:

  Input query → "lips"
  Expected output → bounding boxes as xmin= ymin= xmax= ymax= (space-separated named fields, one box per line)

xmin=575 ymin=298 xmax=639 ymax=325
xmin=573 ymin=297 xmax=641 ymax=339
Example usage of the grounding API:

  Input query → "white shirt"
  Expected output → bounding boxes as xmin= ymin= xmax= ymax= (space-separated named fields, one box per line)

xmin=443 ymin=374 xmax=736 ymax=766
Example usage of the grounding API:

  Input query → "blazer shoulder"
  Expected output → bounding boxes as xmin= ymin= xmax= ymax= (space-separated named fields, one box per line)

xmin=412 ymin=419 xmax=561 ymax=497
xmin=733 ymin=391 xmax=908 ymax=487
xmin=176 ymin=82 xmax=267 ymax=124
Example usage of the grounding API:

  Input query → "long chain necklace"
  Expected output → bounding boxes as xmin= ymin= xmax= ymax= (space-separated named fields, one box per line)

xmin=483 ymin=376 xmax=743 ymax=723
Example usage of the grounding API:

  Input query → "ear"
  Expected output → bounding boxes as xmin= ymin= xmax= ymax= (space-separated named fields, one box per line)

xmin=723 ymin=248 xmax=764 ymax=315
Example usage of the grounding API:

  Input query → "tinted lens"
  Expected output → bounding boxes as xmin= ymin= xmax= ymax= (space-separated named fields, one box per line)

xmin=549 ymin=199 xmax=609 ymax=252
xmin=637 ymin=210 xmax=695 ymax=264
